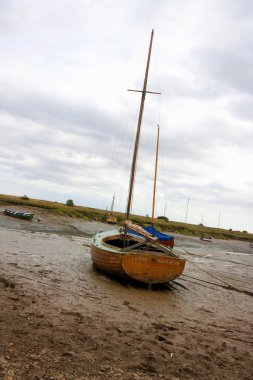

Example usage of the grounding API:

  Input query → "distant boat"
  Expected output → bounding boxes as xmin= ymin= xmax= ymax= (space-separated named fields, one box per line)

xmin=91 ymin=30 xmax=186 ymax=285
xmin=200 ymin=236 xmax=212 ymax=242
xmin=250 ymin=242 xmax=253 ymax=248
xmin=106 ymin=193 xmax=117 ymax=224
xmin=4 ymin=209 xmax=34 ymax=220
xmin=106 ymin=214 xmax=117 ymax=224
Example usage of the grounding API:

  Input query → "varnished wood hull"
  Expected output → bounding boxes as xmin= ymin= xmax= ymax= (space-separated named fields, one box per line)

xmin=91 ymin=230 xmax=185 ymax=284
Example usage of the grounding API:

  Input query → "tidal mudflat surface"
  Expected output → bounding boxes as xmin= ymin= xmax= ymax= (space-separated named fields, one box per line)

xmin=0 ymin=207 xmax=252 ymax=379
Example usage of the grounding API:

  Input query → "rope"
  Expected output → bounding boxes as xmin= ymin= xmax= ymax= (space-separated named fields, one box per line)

xmin=174 ymin=246 xmax=253 ymax=297
xmin=102 ymin=96 xmax=139 ymax=212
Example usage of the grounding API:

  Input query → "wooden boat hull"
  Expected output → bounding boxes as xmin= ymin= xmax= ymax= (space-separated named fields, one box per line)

xmin=91 ymin=230 xmax=185 ymax=284
xmin=4 ymin=209 xmax=34 ymax=220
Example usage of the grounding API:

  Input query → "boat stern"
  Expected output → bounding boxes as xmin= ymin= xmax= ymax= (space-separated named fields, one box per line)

xmin=122 ymin=253 xmax=186 ymax=284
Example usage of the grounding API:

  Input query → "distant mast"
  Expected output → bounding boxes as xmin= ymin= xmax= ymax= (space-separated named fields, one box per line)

xmin=110 ymin=193 xmax=115 ymax=212
xmin=126 ymin=29 xmax=161 ymax=220
xmin=151 ymin=126 xmax=160 ymax=225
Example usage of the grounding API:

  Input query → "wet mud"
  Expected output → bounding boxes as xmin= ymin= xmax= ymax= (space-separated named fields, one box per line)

xmin=0 ymin=207 xmax=253 ymax=379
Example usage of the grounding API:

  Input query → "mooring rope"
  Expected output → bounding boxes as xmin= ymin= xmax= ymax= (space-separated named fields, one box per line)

xmin=174 ymin=246 xmax=253 ymax=297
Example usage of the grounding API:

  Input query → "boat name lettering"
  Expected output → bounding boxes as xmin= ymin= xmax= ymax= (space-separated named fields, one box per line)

xmin=157 ymin=259 xmax=179 ymax=265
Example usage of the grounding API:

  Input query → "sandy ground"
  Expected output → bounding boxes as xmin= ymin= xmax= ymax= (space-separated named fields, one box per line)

xmin=0 ymin=206 xmax=253 ymax=380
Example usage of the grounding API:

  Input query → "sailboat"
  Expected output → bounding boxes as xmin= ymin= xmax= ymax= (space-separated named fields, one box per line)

xmin=132 ymin=126 xmax=174 ymax=248
xmin=91 ymin=30 xmax=186 ymax=285
xmin=106 ymin=193 xmax=117 ymax=224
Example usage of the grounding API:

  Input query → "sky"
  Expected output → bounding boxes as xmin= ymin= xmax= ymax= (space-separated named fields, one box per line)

xmin=0 ymin=0 xmax=253 ymax=232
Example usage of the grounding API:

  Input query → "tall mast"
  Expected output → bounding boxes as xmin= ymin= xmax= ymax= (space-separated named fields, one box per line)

xmin=126 ymin=29 xmax=160 ymax=220
xmin=151 ymin=125 xmax=160 ymax=225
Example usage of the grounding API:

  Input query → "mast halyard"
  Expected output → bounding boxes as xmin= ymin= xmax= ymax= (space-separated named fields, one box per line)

xmin=126 ymin=29 xmax=161 ymax=220
xmin=151 ymin=125 xmax=160 ymax=225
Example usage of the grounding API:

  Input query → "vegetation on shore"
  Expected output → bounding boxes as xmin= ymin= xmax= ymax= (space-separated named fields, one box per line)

xmin=1 ymin=194 xmax=253 ymax=242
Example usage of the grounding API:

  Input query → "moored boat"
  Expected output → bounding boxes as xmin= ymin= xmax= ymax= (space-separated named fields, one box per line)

xmin=200 ymin=236 xmax=212 ymax=242
xmin=106 ymin=193 xmax=117 ymax=224
xmin=106 ymin=214 xmax=117 ymax=224
xmin=91 ymin=221 xmax=185 ymax=284
xmin=90 ymin=30 xmax=186 ymax=285
xmin=4 ymin=209 xmax=34 ymax=220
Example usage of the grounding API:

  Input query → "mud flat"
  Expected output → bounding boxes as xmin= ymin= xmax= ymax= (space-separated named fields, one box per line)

xmin=0 ymin=208 xmax=253 ymax=380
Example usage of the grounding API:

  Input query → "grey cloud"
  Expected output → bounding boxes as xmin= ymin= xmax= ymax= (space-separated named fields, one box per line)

xmin=222 ymin=0 xmax=253 ymax=19
xmin=228 ymin=96 xmax=253 ymax=123
xmin=0 ymin=84 xmax=115 ymax=140
xmin=154 ymin=75 xmax=221 ymax=99
xmin=195 ymin=47 xmax=253 ymax=95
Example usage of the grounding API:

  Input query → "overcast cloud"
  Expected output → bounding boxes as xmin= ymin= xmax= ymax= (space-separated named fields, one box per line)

xmin=0 ymin=0 xmax=253 ymax=232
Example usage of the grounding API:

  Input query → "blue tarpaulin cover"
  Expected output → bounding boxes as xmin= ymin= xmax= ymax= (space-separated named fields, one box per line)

xmin=128 ymin=226 xmax=174 ymax=241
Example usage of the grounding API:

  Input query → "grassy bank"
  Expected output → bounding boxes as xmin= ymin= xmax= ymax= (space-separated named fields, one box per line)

xmin=1 ymin=194 xmax=253 ymax=242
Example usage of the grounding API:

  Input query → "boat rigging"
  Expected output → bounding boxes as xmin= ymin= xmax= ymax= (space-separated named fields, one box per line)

xmin=90 ymin=30 xmax=186 ymax=285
